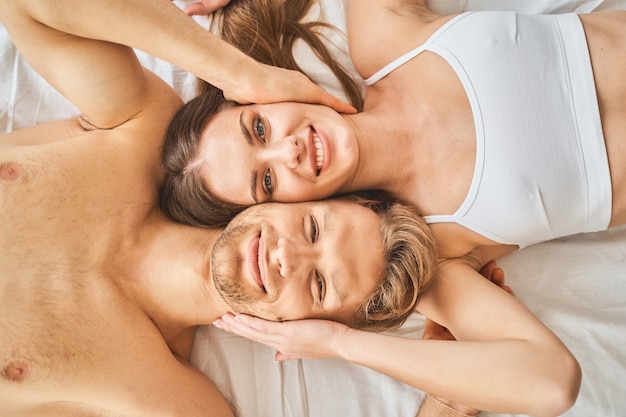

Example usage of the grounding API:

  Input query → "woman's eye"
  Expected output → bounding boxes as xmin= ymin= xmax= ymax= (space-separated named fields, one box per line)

xmin=316 ymin=273 xmax=324 ymax=302
xmin=253 ymin=117 xmax=266 ymax=142
xmin=310 ymin=215 xmax=319 ymax=243
xmin=262 ymin=169 xmax=273 ymax=195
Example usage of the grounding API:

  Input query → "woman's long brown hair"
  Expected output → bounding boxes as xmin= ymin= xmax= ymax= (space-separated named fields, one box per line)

xmin=202 ymin=0 xmax=364 ymax=110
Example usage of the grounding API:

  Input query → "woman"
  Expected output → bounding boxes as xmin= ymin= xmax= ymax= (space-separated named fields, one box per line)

xmin=161 ymin=0 xmax=626 ymax=261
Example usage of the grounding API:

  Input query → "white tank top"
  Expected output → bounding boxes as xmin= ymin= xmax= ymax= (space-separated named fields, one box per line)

xmin=365 ymin=11 xmax=611 ymax=248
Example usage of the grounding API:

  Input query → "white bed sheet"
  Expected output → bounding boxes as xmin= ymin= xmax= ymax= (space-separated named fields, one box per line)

xmin=2 ymin=1 xmax=625 ymax=416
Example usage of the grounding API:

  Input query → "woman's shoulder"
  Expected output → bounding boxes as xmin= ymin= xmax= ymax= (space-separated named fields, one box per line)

xmin=346 ymin=0 xmax=449 ymax=79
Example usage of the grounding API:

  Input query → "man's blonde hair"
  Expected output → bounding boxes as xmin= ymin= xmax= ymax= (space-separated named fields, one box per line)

xmin=338 ymin=193 xmax=437 ymax=332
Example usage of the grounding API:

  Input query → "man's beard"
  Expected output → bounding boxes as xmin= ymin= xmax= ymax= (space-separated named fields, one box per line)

xmin=210 ymin=215 xmax=264 ymax=317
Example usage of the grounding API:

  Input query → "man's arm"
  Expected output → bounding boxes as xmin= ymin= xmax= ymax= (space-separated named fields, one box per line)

xmin=0 ymin=0 xmax=169 ymax=129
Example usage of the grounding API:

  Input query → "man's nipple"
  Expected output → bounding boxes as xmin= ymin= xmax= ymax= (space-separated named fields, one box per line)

xmin=2 ymin=361 xmax=30 ymax=383
xmin=0 ymin=162 xmax=21 ymax=181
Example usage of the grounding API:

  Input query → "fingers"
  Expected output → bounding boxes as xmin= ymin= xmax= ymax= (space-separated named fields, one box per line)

xmin=214 ymin=314 xmax=289 ymax=343
xmin=267 ymin=67 xmax=357 ymax=113
xmin=478 ymin=259 xmax=512 ymax=295
xmin=422 ymin=318 xmax=439 ymax=338
xmin=183 ymin=0 xmax=230 ymax=16
xmin=482 ymin=263 xmax=515 ymax=296
xmin=501 ymin=285 xmax=514 ymax=296
xmin=213 ymin=313 xmax=261 ymax=339
xmin=316 ymin=92 xmax=357 ymax=114
xmin=221 ymin=313 xmax=260 ymax=328
xmin=225 ymin=64 xmax=357 ymax=111
xmin=478 ymin=259 xmax=498 ymax=280
xmin=490 ymin=266 xmax=506 ymax=287
xmin=423 ymin=318 xmax=456 ymax=341
xmin=182 ymin=2 xmax=211 ymax=16
xmin=298 ymin=75 xmax=356 ymax=113
xmin=213 ymin=315 xmax=305 ymax=361
xmin=275 ymin=352 xmax=300 ymax=362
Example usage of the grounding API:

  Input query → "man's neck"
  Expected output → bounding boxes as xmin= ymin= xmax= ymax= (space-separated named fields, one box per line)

xmin=122 ymin=214 xmax=231 ymax=343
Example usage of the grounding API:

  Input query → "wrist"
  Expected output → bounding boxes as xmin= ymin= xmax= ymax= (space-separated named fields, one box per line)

xmin=215 ymin=54 xmax=261 ymax=98
xmin=332 ymin=325 xmax=360 ymax=361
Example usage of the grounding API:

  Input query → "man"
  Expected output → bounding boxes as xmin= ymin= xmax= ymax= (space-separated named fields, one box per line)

xmin=0 ymin=1 xmax=435 ymax=415
xmin=1 ymin=177 xmax=426 ymax=416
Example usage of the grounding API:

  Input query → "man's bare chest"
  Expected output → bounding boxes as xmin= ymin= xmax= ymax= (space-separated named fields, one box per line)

xmin=0 ymin=263 xmax=170 ymax=415
xmin=2 ymin=258 xmax=112 ymax=371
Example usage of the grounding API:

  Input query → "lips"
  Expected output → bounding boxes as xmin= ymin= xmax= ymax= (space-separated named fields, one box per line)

xmin=247 ymin=233 xmax=266 ymax=292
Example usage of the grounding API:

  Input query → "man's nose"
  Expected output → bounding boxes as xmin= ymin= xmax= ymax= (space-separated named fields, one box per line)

xmin=274 ymin=237 xmax=310 ymax=279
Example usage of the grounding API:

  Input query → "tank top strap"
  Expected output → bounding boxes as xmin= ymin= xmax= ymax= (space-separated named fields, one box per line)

xmin=364 ymin=46 xmax=426 ymax=85
xmin=364 ymin=12 xmax=474 ymax=86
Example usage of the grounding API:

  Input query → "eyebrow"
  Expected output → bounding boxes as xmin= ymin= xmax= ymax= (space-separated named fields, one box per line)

xmin=322 ymin=267 xmax=344 ymax=311
xmin=332 ymin=270 xmax=345 ymax=304
xmin=323 ymin=206 xmax=333 ymax=233
xmin=239 ymin=111 xmax=253 ymax=146
xmin=320 ymin=205 xmax=343 ymax=306
xmin=250 ymin=171 xmax=258 ymax=203
xmin=240 ymin=110 xmax=259 ymax=203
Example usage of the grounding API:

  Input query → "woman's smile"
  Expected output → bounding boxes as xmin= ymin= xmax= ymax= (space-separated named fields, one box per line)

xmin=310 ymin=126 xmax=330 ymax=176
xmin=199 ymin=101 xmax=358 ymax=205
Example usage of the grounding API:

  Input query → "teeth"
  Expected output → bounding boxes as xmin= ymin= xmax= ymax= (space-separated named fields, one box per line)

xmin=313 ymin=133 xmax=324 ymax=174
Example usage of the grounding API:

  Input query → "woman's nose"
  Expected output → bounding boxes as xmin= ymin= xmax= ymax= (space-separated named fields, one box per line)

xmin=267 ymin=136 xmax=301 ymax=169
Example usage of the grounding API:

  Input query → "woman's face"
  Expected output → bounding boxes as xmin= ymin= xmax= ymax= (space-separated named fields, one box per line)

xmin=197 ymin=102 xmax=359 ymax=205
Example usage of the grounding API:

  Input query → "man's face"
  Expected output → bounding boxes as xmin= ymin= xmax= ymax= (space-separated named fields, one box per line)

xmin=210 ymin=200 xmax=385 ymax=324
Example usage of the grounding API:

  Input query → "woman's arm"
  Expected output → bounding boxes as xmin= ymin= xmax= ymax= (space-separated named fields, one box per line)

xmin=5 ymin=0 xmax=353 ymax=112
xmin=345 ymin=261 xmax=580 ymax=417
xmin=215 ymin=258 xmax=580 ymax=417
xmin=414 ymin=319 xmax=480 ymax=417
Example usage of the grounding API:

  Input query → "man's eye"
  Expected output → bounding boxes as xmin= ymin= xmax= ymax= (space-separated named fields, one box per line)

xmin=253 ymin=117 xmax=266 ymax=142
xmin=310 ymin=215 xmax=319 ymax=243
xmin=316 ymin=273 xmax=324 ymax=302
xmin=262 ymin=169 xmax=273 ymax=195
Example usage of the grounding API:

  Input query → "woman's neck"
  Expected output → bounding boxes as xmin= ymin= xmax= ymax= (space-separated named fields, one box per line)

xmin=344 ymin=102 xmax=433 ymax=207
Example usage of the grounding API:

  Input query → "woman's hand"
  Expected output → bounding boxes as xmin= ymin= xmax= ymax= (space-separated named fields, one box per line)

xmin=213 ymin=313 xmax=351 ymax=361
xmin=179 ymin=0 xmax=231 ymax=16
xmin=175 ymin=0 xmax=357 ymax=113
xmin=478 ymin=259 xmax=513 ymax=295
xmin=222 ymin=62 xmax=357 ymax=113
